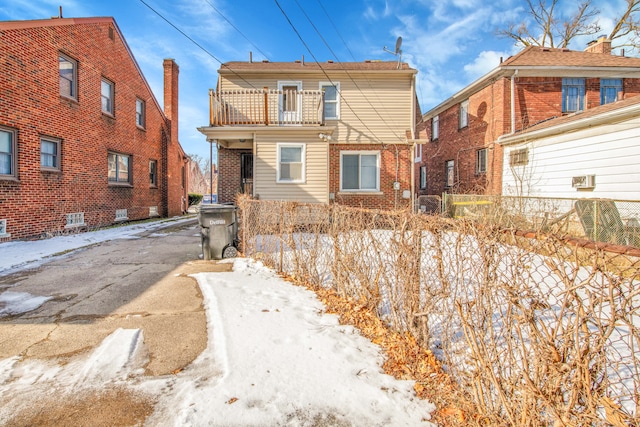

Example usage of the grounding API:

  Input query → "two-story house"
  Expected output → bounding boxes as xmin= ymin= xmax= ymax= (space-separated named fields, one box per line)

xmin=0 ymin=16 xmax=188 ymax=241
xmin=198 ymin=60 xmax=419 ymax=210
xmin=415 ymin=37 xmax=640 ymax=199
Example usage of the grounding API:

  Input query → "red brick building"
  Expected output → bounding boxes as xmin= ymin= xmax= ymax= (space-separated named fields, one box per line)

xmin=0 ymin=17 xmax=188 ymax=241
xmin=415 ymin=38 xmax=640 ymax=198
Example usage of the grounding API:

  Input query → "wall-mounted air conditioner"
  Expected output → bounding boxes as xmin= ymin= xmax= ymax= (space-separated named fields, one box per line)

xmin=572 ymin=174 xmax=595 ymax=189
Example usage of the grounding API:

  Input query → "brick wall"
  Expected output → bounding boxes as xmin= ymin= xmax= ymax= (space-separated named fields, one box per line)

xmin=217 ymin=147 xmax=250 ymax=204
xmin=0 ymin=18 xmax=186 ymax=240
xmin=330 ymin=143 xmax=413 ymax=210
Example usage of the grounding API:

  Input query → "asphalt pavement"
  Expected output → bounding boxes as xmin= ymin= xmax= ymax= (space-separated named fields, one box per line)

xmin=0 ymin=218 xmax=225 ymax=376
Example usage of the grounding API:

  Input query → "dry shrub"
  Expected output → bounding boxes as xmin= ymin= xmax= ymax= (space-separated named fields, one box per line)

xmin=237 ymin=197 xmax=640 ymax=426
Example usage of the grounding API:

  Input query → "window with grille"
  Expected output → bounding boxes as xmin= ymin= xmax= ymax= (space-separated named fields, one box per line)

xmin=509 ymin=148 xmax=529 ymax=166
xmin=562 ymin=78 xmax=585 ymax=112
xmin=66 ymin=212 xmax=85 ymax=228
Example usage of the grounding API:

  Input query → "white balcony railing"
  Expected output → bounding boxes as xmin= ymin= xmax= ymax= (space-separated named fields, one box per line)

xmin=208 ymin=88 xmax=325 ymax=126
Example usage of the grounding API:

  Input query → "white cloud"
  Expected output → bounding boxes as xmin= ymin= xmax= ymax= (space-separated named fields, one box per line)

xmin=463 ymin=50 xmax=507 ymax=79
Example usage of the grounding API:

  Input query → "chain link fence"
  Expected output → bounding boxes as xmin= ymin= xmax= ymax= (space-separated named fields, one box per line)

xmin=238 ymin=196 xmax=640 ymax=426
xmin=441 ymin=194 xmax=640 ymax=248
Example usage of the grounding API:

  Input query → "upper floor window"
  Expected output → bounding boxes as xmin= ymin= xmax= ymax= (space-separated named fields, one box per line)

xmin=476 ymin=148 xmax=487 ymax=174
xmin=277 ymin=143 xmax=305 ymax=183
xmin=320 ymin=82 xmax=340 ymax=120
xmin=59 ymin=53 xmax=77 ymax=100
xmin=445 ymin=160 xmax=455 ymax=188
xmin=420 ymin=166 xmax=427 ymax=189
xmin=601 ymin=78 xmax=622 ymax=105
xmin=562 ymin=78 xmax=585 ymax=112
xmin=136 ymin=98 xmax=146 ymax=128
xmin=0 ymin=126 xmax=17 ymax=179
xmin=101 ymin=78 xmax=115 ymax=115
xmin=41 ymin=137 xmax=61 ymax=171
xmin=108 ymin=152 xmax=131 ymax=184
xmin=432 ymin=115 xmax=439 ymax=140
xmin=341 ymin=151 xmax=379 ymax=191
xmin=149 ymin=159 xmax=157 ymax=187
xmin=459 ymin=100 xmax=469 ymax=129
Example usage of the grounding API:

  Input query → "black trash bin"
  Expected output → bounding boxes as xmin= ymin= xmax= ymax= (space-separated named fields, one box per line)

xmin=198 ymin=204 xmax=238 ymax=260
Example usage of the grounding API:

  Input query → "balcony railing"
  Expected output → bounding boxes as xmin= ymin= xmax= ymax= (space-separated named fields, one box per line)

xmin=208 ymin=87 xmax=325 ymax=126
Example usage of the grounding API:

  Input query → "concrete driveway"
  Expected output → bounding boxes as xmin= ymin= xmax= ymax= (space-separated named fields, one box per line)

xmin=0 ymin=218 xmax=227 ymax=376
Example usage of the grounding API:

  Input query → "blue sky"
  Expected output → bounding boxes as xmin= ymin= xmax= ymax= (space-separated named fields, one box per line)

xmin=0 ymin=0 xmax=629 ymax=163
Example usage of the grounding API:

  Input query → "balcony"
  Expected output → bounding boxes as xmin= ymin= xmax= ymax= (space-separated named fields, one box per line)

xmin=208 ymin=88 xmax=325 ymax=126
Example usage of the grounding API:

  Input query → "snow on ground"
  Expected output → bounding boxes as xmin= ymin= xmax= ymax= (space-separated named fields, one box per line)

xmin=0 ymin=220 xmax=436 ymax=426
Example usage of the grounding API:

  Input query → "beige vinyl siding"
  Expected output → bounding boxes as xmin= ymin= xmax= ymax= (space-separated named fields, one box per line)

xmin=254 ymin=133 xmax=329 ymax=203
xmin=220 ymin=72 xmax=413 ymax=144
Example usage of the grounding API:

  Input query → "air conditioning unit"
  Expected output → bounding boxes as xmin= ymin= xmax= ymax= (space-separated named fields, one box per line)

xmin=572 ymin=174 xmax=595 ymax=189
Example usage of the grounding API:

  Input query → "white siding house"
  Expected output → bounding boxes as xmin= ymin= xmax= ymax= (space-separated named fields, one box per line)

xmin=499 ymin=95 xmax=640 ymax=201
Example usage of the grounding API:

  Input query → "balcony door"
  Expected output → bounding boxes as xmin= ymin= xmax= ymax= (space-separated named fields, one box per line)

xmin=278 ymin=81 xmax=302 ymax=123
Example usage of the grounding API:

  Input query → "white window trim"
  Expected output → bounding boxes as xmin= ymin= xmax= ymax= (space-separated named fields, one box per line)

xmin=277 ymin=81 xmax=303 ymax=123
xmin=136 ymin=98 xmax=146 ymax=128
xmin=101 ymin=78 xmax=115 ymax=115
xmin=420 ymin=166 xmax=427 ymax=189
xmin=339 ymin=150 xmax=381 ymax=192
xmin=276 ymin=142 xmax=306 ymax=184
xmin=432 ymin=115 xmax=439 ymax=140
xmin=0 ymin=219 xmax=9 ymax=238
xmin=459 ymin=100 xmax=469 ymax=129
xmin=115 ymin=209 xmax=128 ymax=222
xmin=319 ymin=81 xmax=340 ymax=120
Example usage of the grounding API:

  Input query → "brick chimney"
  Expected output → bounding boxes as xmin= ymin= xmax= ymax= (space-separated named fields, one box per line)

xmin=163 ymin=58 xmax=179 ymax=144
xmin=584 ymin=36 xmax=612 ymax=54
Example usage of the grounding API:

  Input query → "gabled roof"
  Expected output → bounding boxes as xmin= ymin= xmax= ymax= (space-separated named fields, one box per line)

xmin=498 ymin=95 xmax=640 ymax=145
xmin=219 ymin=60 xmax=416 ymax=75
xmin=423 ymin=46 xmax=640 ymax=120
xmin=501 ymin=45 xmax=640 ymax=68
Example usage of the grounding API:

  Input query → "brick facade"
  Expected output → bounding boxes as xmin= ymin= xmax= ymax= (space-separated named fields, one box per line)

xmin=217 ymin=147 xmax=251 ymax=204
xmin=330 ymin=144 xmax=413 ymax=210
xmin=0 ymin=17 xmax=187 ymax=241
xmin=416 ymin=46 xmax=640 ymax=197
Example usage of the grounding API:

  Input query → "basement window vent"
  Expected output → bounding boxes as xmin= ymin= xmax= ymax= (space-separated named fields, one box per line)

xmin=149 ymin=206 xmax=159 ymax=217
xmin=115 ymin=209 xmax=128 ymax=222
xmin=0 ymin=219 xmax=8 ymax=237
xmin=65 ymin=212 xmax=85 ymax=228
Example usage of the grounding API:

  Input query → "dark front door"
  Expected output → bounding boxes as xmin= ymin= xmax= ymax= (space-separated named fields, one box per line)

xmin=241 ymin=153 xmax=253 ymax=195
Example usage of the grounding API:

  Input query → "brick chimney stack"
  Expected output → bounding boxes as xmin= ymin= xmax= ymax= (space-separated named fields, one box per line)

xmin=163 ymin=58 xmax=179 ymax=144
xmin=584 ymin=36 xmax=612 ymax=54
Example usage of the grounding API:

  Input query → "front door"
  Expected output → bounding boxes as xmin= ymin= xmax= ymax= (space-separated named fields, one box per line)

xmin=241 ymin=153 xmax=253 ymax=195
xmin=278 ymin=81 xmax=302 ymax=123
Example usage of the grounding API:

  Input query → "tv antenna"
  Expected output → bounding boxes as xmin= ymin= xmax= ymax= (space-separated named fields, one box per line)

xmin=383 ymin=36 xmax=403 ymax=68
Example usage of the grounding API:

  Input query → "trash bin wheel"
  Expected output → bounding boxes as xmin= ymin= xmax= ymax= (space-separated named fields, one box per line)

xmin=222 ymin=245 xmax=238 ymax=259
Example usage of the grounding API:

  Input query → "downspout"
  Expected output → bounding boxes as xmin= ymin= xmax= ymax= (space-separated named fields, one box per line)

xmin=510 ymin=70 xmax=518 ymax=134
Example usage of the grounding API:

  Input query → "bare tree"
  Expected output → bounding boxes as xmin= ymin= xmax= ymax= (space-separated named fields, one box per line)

xmin=498 ymin=0 xmax=640 ymax=53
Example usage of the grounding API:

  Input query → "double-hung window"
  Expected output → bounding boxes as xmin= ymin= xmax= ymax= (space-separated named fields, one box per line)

xmin=59 ymin=53 xmax=77 ymax=100
xmin=101 ymin=78 xmax=115 ymax=115
xmin=432 ymin=115 xmax=439 ymax=140
xmin=136 ymin=98 xmax=146 ymax=128
xmin=277 ymin=143 xmax=305 ymax=183
xmin=600 ymin=78 xmax=622 ymax=105
xmin=108 ymin=152 xmax=131 ymax=184
xmin=320 ymin=82 xmax=340 ymax=120
xmin=0 ymin=126 xmax=17 ymax=179
xmin=562 ymin=78 xmax=585 ymax=112
xmin=476 ymin=148 xmax=487 ymax=174
xmin=340 ymin=151 xmax=379 ymax=191
xmin=459 ymin=100 xmax=469 ymax=129
xmin=41 ymin=137 xmax=61 ymax=171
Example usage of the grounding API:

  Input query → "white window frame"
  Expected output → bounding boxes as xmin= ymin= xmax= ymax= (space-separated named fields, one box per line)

xmin=101 ymin=78 xmax=115 ymax=115
xmin=115 ymin=209 xmax=128 ymax=222
xmin=108 ymin=152 xmax=132 ymax=185
xmin=0 ymin=126 xmax=17 ymax=180
xmin=319 ymin=81 xmax=340 ymax=120
xmin=59 ymin=53 xmax=77 ymax=100
xmin=420 ymin=166 xmax=427 ymax=189
xmin=277 ymin=81 xmax=302 ymax=123
xmin=340 ymin=150 xmax=380 ymax=192
xmin=276 ymin=143 xmax=306 ymax=183
xmin=136 ymin=98 xmax=146 ymax=128
xmin=40 ymin=137 xmax=61 ymax=171
xmin=432 ymin=115 xmax=439 ymax=140
xmin=459 ymin=100 xmax=469 ymax=129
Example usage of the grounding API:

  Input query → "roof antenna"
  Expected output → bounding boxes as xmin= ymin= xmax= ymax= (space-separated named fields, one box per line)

xmin=383 ymin=36 xmax=403 ymax=69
